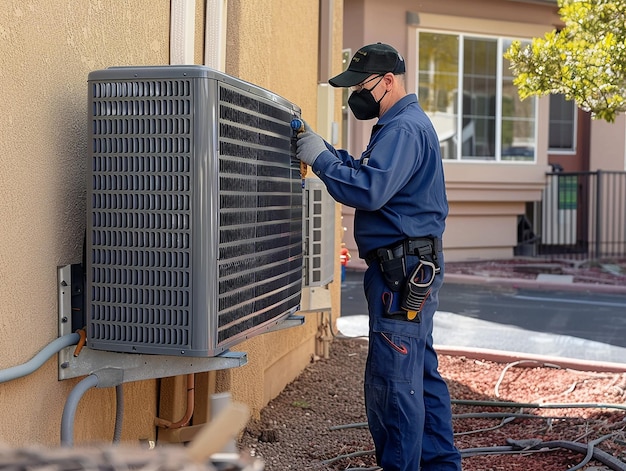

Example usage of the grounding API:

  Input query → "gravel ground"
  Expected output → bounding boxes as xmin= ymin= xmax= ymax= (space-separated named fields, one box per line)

xmin=238 ymin=259 xmax=626 ymax=471
xmin=238 ymin=337 xmax=626 ymax=471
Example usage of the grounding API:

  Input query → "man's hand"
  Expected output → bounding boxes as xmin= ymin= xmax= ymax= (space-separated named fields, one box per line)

xmin=296 ymin=129 xmax=327 ymax=166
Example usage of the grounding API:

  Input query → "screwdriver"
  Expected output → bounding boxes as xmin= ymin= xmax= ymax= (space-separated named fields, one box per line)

xmin=290 ymin=118 xmax=307 ymax=179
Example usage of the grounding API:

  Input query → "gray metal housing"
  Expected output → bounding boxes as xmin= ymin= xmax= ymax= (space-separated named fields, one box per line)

xmin=87 ymin=65 xmax=303 ymax=357
xmin=304 ymin=178 xmax=335 ymax=287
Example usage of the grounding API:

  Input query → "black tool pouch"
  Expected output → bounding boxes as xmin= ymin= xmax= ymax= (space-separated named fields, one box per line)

xmin=400 ymin=260 xmax=437 ymax=315
xmin=377 ymin=249 xmax=405 ymax=292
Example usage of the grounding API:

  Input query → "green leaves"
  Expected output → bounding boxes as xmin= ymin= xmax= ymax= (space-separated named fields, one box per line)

xmin=504 ymin=0 xmax=626 ymax=122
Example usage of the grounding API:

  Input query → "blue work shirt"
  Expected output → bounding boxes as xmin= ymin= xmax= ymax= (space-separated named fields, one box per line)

xmin=311 ymin=94 xmax=448 ymax=259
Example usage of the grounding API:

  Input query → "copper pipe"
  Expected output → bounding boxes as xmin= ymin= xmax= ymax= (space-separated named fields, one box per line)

xmin=155 ymin=374 xmax=195 ymax=429
xmin=73 ymin=329 xmax=87 ymax=357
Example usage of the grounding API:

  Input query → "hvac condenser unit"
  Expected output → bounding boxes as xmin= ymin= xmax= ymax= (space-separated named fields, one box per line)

xmin=87 ymin=65 xmax=303 ymax=357
xmin=304 ymin=177 xmax=335 ymax=287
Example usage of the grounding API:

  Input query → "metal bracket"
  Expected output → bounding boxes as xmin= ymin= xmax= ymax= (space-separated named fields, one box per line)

xmin=268 ymin=314 xmax=305 ymax=331
xmin=57 ymin=346 xmax=248 ymax=384
xmin=58 ymin=264 xmax=79 ymax=338
xmin=57 ymin=265 xmax=304 ymax=385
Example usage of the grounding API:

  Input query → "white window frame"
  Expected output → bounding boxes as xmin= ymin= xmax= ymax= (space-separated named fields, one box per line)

xmin=416 ymin=29 xmax=538 ymax=163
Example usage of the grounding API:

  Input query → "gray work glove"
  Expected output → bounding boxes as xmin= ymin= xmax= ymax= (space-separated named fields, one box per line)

xmin=296 ymin=128 xmax=327 ymax=166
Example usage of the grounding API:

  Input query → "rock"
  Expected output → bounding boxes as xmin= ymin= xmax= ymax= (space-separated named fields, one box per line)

xmin=258 ymin=428 xmax=279 ymax=443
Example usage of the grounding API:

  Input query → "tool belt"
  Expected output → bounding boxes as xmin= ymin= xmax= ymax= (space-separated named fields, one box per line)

xmin=366 ymin=237 xmax=441 ymax=323
xmin=364 ymin=237 xmax=441 ymax=268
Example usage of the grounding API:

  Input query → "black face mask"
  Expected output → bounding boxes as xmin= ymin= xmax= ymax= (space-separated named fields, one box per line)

xmin=348 ymin=76 xmax=388 ymax=120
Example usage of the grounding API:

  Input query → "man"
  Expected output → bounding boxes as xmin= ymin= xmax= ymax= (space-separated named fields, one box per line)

xmin=295 ymin=43 xmax=462 ymax=471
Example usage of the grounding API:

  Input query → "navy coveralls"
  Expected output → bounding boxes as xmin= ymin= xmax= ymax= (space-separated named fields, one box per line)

xmin=310 ymin=94 xmax=462 ymax=471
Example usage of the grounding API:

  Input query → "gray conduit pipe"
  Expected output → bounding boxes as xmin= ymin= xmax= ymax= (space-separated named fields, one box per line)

xmin=61 ymin=374 xmax=100 ymax=447
xmin=0 ymin=333 xmax=81 ymax=383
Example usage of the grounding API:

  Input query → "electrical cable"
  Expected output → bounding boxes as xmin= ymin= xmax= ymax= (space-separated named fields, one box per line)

xmin=60 ymin=374 xmax=99 ymax=447
xmin=454 ymin=415 xmax=518 ymax=436
xmin=321 ymin=436 xmax=624 ymax=471
xmin=345 ymin=467 xmax=381 ymax=471
xmin=494 ymin=359 xmax=617 ymax=400
xmin=323 ymin=341 xmax=626 ymax=467
xmin=328 ymin=411 xmax=625 ymax=468
xmin=113 ymin=385 xmax=124 ymax=444
xmin=567 ymin=433 xmax=615 ymax=471
xmin=321 ymin=439 xmax=626 ymax=471
xmin=459 ymin=444 xmax=551 ymax=457
xmin=320 ymin=449 xmax=374 ymax=466
xmin=460 ymin=438 xmax=626 ymax=471
xmin=454 ymin=412 xmax=568 ymax=420
xmin=494 ymin=360 xmax=560 ymax=397
xmin=329 ymin=422 xmax=368 ymax=431
xmin=0 ymin=332 xmax=126 ymax=446
xmin=452 ymin=398 xmax=626 ymax=412
xmin=0 ymin=333 xmax=81 ymax=384
xmin=330 ymin=411 xmax=583 ymax=432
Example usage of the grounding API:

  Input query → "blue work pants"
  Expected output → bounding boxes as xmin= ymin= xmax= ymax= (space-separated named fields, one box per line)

xmin=363 ymin=253 xmax=461 ymax=471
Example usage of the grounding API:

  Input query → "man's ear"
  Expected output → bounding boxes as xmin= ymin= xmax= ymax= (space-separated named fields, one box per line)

xmin=384 ymin=73 xmax=395 ymax=90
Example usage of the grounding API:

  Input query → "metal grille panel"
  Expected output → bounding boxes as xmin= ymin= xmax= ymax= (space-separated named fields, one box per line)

xmin=304 ymin=178 xmax=335 ymax=287
xmin=216 ymin=83 xmax=302 ymax=346
xmin=87 ymin=66 xmax=302 ymax=357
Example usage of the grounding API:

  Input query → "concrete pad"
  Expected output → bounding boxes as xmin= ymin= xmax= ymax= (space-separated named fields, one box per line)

xmin=536 ymin=273 xmax=574 ymax=284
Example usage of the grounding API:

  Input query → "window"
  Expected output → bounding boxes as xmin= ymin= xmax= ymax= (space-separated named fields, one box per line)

xmin=549 ymin=94 xmax=576 ymax=152
xmin=418 ymin=32 xmax=536 ymax=162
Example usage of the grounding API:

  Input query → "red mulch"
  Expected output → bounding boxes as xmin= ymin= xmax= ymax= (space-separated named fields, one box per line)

xmin=238 ymin=337 xmax=626 ymax=470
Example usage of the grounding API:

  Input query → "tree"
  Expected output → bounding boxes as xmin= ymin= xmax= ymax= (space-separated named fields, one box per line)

xmin=504 ymin=0 xmax=626 ymax=123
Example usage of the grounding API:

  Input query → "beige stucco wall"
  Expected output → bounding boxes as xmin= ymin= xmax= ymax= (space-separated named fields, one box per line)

xmin=589 ymin=115 xmax=626 ymax=172
xmin=1 ymin=0 xmax=343 ymax=449
xmin=0 ymin=0 xmax=170 ymax=447
xmin=341 ymin=0 xmax=560 ymax=265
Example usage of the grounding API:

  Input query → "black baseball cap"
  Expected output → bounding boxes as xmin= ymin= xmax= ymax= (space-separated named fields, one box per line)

xmin=329 ymin=43 xmax=406 ymax=88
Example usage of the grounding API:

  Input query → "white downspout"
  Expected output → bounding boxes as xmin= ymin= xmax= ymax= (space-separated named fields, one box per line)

xmin=170 ymin=0 xmax=196 ymax=65
xmin=205 ymin=0 xmax=228 ymax=71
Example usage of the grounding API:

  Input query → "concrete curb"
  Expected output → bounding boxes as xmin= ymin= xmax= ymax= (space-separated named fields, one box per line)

xmin=435 ymin=345 xmax=626 ymax=373
xmin=444 ymin=273 xmax=626 ymax=295
xmin=439 ymin=274 xmax=626 ymax=371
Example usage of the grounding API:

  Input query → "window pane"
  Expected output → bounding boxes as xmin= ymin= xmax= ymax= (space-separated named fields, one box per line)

xmin=462 ymin=37 xmax=497 ymax=160
xmin=417 ymin=33 xmax=538 ymax=162
xmin=549 ymin=94 xmax=575 ymax=150
xmin=418 ymin=32 xmax=459 ymax=159
xmin=501 ymin=39 xmax=535 ymax=161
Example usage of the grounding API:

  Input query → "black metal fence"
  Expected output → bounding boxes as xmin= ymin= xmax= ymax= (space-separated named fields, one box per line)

xmin=525 ymin=171 xmax=626 ymax=260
